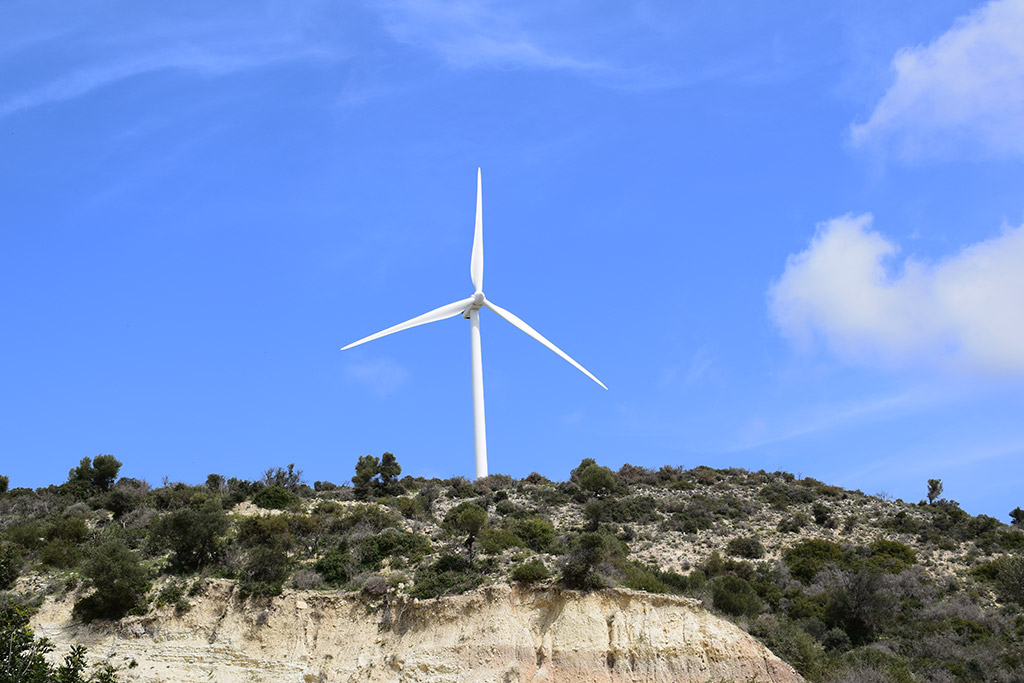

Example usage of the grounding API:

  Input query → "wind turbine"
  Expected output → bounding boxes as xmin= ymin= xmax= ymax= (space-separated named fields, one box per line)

xmin=342 ymin=169 xmax=607 ymax=479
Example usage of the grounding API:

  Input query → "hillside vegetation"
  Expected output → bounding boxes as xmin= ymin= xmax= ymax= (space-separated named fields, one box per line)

xmin=2 ymin=456 xmax=1024 ymax=682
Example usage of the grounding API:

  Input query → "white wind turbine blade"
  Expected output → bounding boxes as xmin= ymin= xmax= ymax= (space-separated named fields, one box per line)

xmin=342 ymin=296 xmax=476 ymax=350
xmin=484 ymin=299 xmax=608 ymax=390
xmin=470 ymin=168 xmax=483 ymax=293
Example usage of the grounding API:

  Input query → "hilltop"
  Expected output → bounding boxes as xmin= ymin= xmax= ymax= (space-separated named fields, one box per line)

xmin=2 ymin=456 xmax=1023 ymax=681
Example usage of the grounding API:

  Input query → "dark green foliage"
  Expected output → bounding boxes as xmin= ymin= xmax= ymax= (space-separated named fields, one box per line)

xmin=352 ymin=453 xmax=403 ymax=500
xmin=927 ymin=478 xmax=943 ymax=504
xmin=205 ymin=474 xmax=224 ymax=491
xmin=239 ymin=546 xmax=289 ymax=598
xmin=712 ymin=574 xmax=762 ymax=616
xmin=1011 ymin=507 xmax=1024 ymax=528
xmin=561 ymin=532 xmax=616 ymax=590
xmin=67 ymin=455 xmax=122 ymax=493
xmin=314 ymin=547 xmax=352 ymax=586
xmin=155 ymin=581 xmax=191 ymax=616
xmin=577 ymin=463 xmax=617 ymax=496
xmin=759 ymin=481 xmax=816 ymax=509
xmin=73 ymin=540 xmax=150 ymax=623
xmin=584 ymin=496 xmax=659 ymax=529
xmin=237 ymin=515 xmax=293 ymax=551
xmin=784 ymin=539 xmax=844 ymax=583
xmin=0 ymin=475 xmax=8 ymax=495
xmin=0 ymin=543 xmax=21 ymax=589
xmin=261 ymin=464 xmax=304 ymax=492
xmin=477 ymin=527 xmax=523 ymax=554
xmin=973 ymin=554 xmax=1024 ymax=604
xmin=40 ymin=540 xmax=80 ymax=570
xmin=569 ymin=458 xmax=598 ymax=482
xmin=511 ymin=559 xmax=551 ymax=583
xmin=149 ymin=498 xmax=229 ymax=572
xmin=409 ymin=554 xmax=482 ymax=599
xmin=811 ymin=502 xmax=834 ymax=528
xmin=443 ymin=502 xmax=489 ymax=548
xmin=749 ymin=615 xmax=828 ymax=679
xmin=726 ymin=536 xmax=765 ymax=559
xmin=252 ymin=485 xmax=299 ymax=511
xmin=778 ymin=511 xmax=811 ymax=533
xmin=2 ymin=600 xmax=124 ymax=682
xmin=510 ymin=516 xmax=555 ymax=552
xmin=865 ymin=539 xmax=916 ymax=573
xmin=100 ymin=479 xmax=148 ymax=519
xmin=356 ymin=529 xmax=431 ymax=570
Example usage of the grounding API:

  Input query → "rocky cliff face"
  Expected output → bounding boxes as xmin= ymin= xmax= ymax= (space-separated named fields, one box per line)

xmin=32 ymin=581 xmax=802 ymax=682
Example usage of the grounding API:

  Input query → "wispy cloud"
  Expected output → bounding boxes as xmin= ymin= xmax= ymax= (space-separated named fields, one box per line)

xmin=375 ymin=0 xmax=608 ymax=72
xmin=850 ymin=0 xmax=1024 ymax=160
xmin=769 ymin=213 xmax=1024 ymax=376
xmin=0 ymin=11 xmax=342 ymax=118
xmin=730 ymin=389 xmax=924 ymax=453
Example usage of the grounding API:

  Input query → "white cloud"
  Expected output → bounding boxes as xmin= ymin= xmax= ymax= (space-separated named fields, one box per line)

xmin=850 ymin=0 xmax=1024 ymax=159
xmin=769 ymin=213 xmax=1024 ymax=376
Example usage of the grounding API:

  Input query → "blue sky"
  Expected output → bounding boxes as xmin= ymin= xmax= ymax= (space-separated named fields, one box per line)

xmin=2 ymin=0 xmax=1023 ymax=520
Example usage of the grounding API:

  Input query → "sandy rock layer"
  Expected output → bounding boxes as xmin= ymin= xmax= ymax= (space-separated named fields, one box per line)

xmin=32 ymin=582 xmax=802 ymax=683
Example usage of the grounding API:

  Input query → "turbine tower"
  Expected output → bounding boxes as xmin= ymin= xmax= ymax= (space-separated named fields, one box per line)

xmin=342 ymin=169 xmax=607 ymax=479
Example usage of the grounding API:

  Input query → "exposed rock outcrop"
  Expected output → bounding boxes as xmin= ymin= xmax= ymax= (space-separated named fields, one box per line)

xmin=32 ymin=581 xmax=802 ymax=682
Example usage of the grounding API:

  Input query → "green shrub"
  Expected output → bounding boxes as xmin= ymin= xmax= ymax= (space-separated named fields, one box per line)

xmin=314 ymin=547 xmax=352 ymax=586
xmin=149 ymin=498 xmax=229 ymax=572
xmin=749 ymin=615 xmax=828 ymax=679
xmin=577 ymin=464 xmax=617 ymax=496
xmin=1 ymin=601 xmax=124 ymax=682
xmin=511 ymin=559 xmax=551 ymax=583
xmin=777 ymin=512 xmax=811 ymax=533
xmin=726 ymin=536 xmax=765 ymax=559
xmin=41 ymin=539 xmax=82 ymax=569
xmin=711 ymin=574 xmax=762 ymax=616
xmin=73 ymin=540 xmax=150 ymax=623
xmin=0 ymin=542 xmax=22 ymax=589
xmin=239 ymin=546 xmax=290 ymax=598
xmin=409 ymin=554 xmax=482 ymax=599
xmin=356 ymin=529 xmax=431 ymax=569
xmin=585 ymin=497 xmax=659 ymax=528
xmin=155 ymin=581 xmax=191 ymax=615
xmin=561 ymin=533 xmax=611 ymax=590
xmin=784 ymin=539 xmax=843 ymax=583
xmin=0 ymin=475 xmax=8 ymax=495
xmin=511 ymin=516 xmax=555 ymax=552
xmin=252 ymin=485 xmax=299 ymax=511
xmin=237 ymin=515 xmax=293 ymax=551
xmin=443 ymin=502 xmax=489 ymax=547
xmin=812 ymin=502 xmax=835 ymax=528
xmin=621 ymin=562 xmax=673 ymax=594
xmin=866 ymin=539 xmax=916 ymax=574
xmin=478 ymin=527 xmax=523 ymax=554
xmin=352 ymin=453 xmax=403 ymax=500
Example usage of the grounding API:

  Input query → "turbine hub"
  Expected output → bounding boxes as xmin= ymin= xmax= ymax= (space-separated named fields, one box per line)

xmin=473 ymin=291 xmax=485 ymax=307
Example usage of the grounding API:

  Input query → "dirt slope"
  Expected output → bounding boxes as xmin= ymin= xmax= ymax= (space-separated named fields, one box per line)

xmin=32 ymin=580 xmax=802 ymax=682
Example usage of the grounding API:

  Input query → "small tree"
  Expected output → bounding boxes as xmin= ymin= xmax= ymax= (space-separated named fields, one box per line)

xmin=1010 ymin=507 xmax=1024 ymax=528
xmin=66 ymin=455 xmax=122 ymax=493
xmin=90 ymin=455 xmax=122 ymax=492
xmin=443 ymin=502 xmax=489 ymax=550
xmin=73 ymin=540 xmax=150 ymax=623
xmin=352 ymin=453 xmax=403 ymax=500
xmin=927 ymin=479 xmax=943 ymax=504
xmin=0 ymin=474 xmax=8 ymax=495
xmin=150 ymin=498 xmax=230 ymax=572
xmin=578 ymin=464 xmax=617 ymax=497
